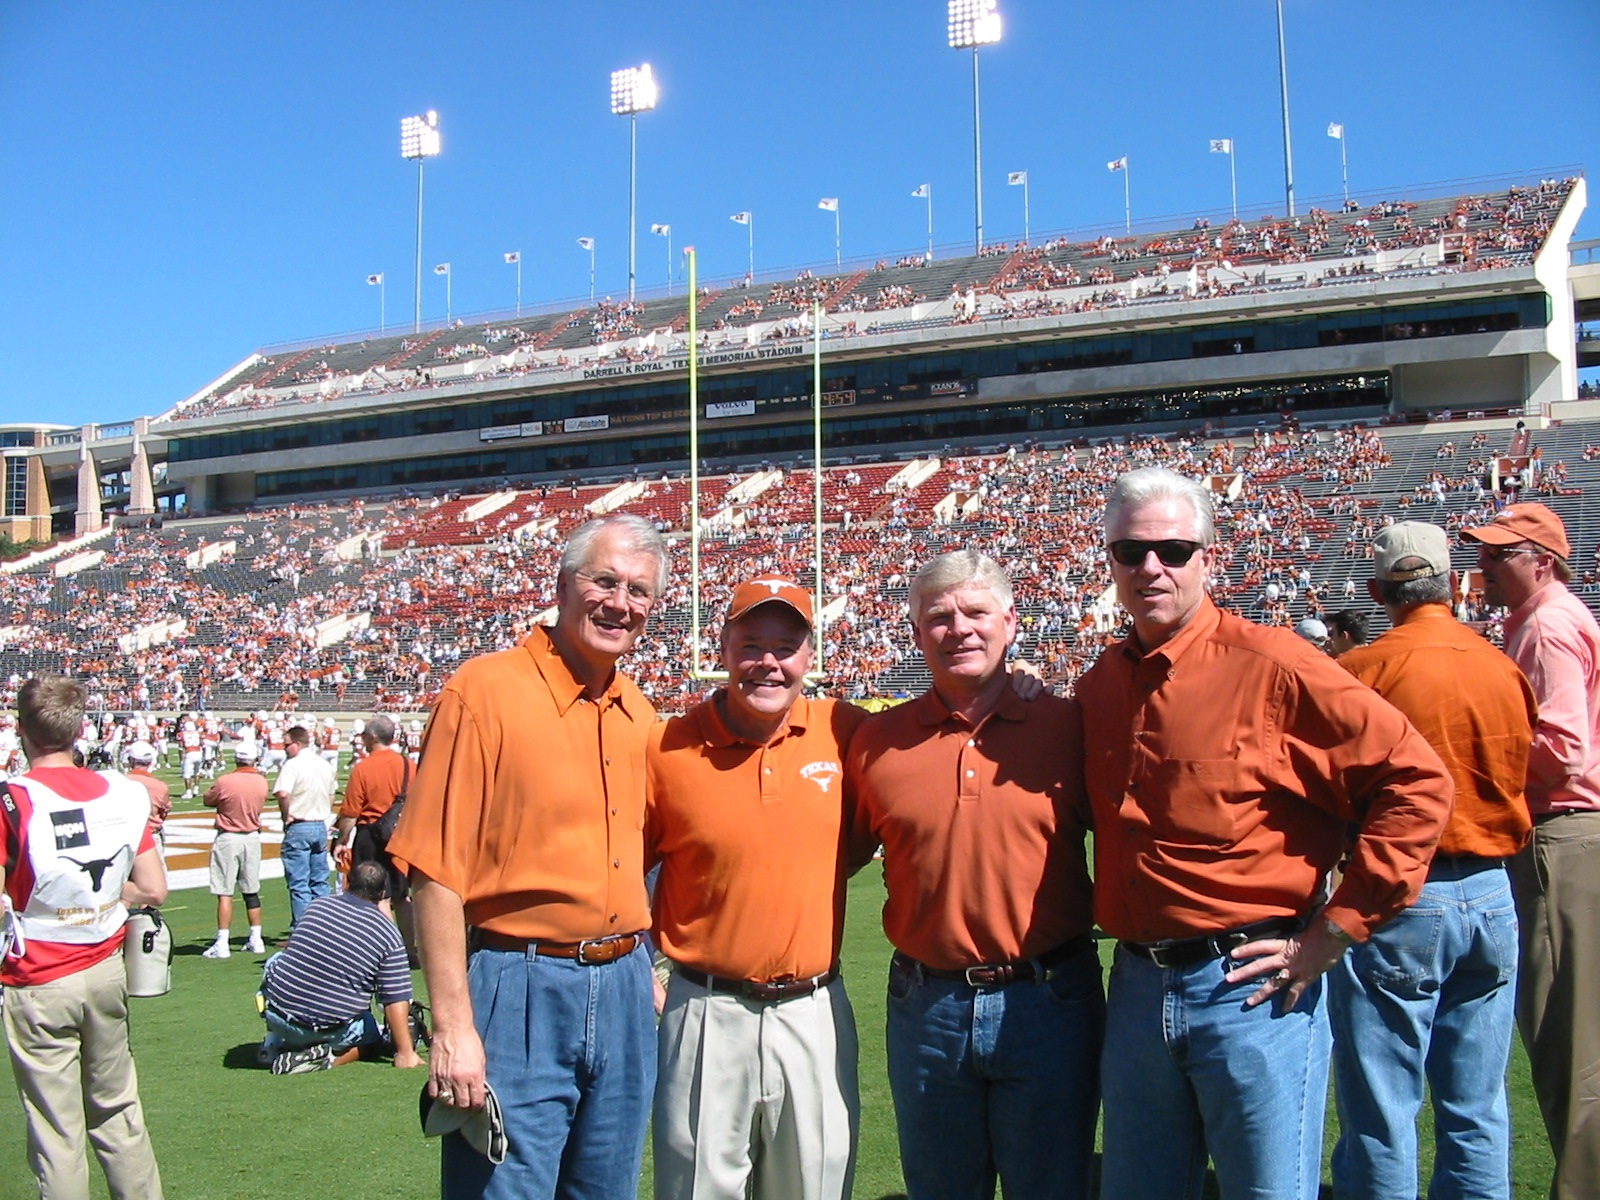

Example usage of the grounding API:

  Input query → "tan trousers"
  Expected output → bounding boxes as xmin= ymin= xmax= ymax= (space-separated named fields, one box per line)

xmin=653 ymin=972 xmax=859 ymax=1200
xmin=1510 ymin=812 xmax=1600 ymax=1200
xmin=4 ymin=953 xmax=164 ymax=1200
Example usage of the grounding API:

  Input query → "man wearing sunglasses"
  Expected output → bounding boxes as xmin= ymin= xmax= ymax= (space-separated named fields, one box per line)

xmin=1076 ymin=466 xmax=1452 ymax=1200
xmin=1462 ymin=502 xmax=1600 ymax=1200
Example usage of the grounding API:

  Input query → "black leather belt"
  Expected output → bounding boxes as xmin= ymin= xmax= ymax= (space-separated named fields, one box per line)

xmin=469 ymin=929 xmax=643 ymax=964
xmin=898 ymin=934 xmax=1095 ymax=988
xmin=1121 ymin=917 xmax=1302 ymax=970
xmin=675 ymin=966 xmax=838 ymax=1003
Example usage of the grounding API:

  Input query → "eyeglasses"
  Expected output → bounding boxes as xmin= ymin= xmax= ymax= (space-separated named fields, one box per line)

xmin=1475 ymin=544 xmax=1540 ymax=563
xmin=574 ymin=570 xmax=655 ymax=605
xmin=1108 ymin=539 xmax=1206 ymax=568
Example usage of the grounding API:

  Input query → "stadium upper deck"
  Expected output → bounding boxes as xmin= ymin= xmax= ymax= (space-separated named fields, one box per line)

xmin=2 ymin=173 xmax=1587 ymax=537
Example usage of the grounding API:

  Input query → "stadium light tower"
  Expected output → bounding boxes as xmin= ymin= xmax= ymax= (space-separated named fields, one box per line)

xmin=948 ymin=0 xmax=1002 ymax=256
xmin=400 ymin=111 xmax=442 ymax=333
xmin=611 ymin=63 xmax=659 ymax=302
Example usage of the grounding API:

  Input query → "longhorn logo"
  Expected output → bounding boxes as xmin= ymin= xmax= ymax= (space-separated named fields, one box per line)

xmin=60 ymin=845 xmax=131 ymax=892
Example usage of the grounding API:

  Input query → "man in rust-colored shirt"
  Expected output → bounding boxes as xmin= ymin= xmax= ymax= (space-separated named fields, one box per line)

xmin=334 ymin=715 xmax=412 ymax=952
xmin=847 ymin=550 xmax=1100 ymax=1200
xmin=647 ymin=576 xmax=867 ymax=1200
xmin=387 ymin=514 xmax=667 ymax=1200
xmin=1331 ymin=521 xmax=1536 ymax=1198
xmin=1076 ymin=467 xmax=1452 ymax=1200
xmin=201 ymin=744 xmax=269 ymax=959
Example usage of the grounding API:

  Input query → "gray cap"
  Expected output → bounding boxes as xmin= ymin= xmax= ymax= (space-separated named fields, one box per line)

xmin=1294 ymin=617 xmax=1329 ymax=644
xmin=1372 ymin=521 xmax=1450 ymax=581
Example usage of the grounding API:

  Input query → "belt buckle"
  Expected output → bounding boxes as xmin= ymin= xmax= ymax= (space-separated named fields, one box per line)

xmin=742 ymin=980 xmax=785 ymax=1002
xmin=964 ymin=965 xmax=1010 ymax=987
xmin=1144 ymin=944 xmax=1180 ymax=970
xmin=575 ymin=937 xmax=614 ymax=965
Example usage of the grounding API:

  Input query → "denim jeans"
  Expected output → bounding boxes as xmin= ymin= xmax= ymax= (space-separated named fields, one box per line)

xmin=279 ymin=820 xmax=330 ymax=927
xmin=1329 ymin=856 xmax=1518 ymax=1200
xmin=1100 ymin=946 xmax=1331 ymax=1200
xmin=443 ymin=942 xmax=655 ymax=1200
xmin=884 ymin=946 xmax=1104 ymax=1200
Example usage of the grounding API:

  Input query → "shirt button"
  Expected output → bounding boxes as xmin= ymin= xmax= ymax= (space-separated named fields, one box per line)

xmin=610 ymin=807 xmax=617 ymax=816
xmin=764 ymin=767 xmax=772 ymax=774
xmin=613 ymin=859 xmax=620 ymax=868
xmin=609 ymin=913 xmax=618 ymax=923
xmin=965 ymin=769 xmax=975 ymax=778
xmin=604 ymin=757 xmax=611 ymax=766
xmin=967 ymin=739 xmax=976 ymax=747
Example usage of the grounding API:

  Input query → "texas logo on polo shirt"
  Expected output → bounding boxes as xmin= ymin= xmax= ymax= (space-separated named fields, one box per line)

xmin=799 ymin=761 xmax=841 ymax=793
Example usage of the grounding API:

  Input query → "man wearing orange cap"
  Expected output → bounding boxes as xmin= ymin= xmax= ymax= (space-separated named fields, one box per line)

xmin=646 ymin=576 xmax=868 ymax=1200
xmin=1462 ymin=501 xmax=1600 ymax=1200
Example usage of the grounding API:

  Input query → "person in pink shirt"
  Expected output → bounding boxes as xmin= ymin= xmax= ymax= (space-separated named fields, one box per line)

xmin=1463 ymin=502 xmax=1600 ymax=1200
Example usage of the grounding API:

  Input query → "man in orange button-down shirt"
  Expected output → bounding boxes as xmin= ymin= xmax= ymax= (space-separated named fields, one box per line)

xmin=387 ymin=514 xmax=668 ymax=1200
xmin=647 ymin=576 xmax=868 ymax=1200
xmin=1077 ymin=467 xmax=1452 ymax=1200
xmin=846 ymin=550 xmax=1101 ymax=1200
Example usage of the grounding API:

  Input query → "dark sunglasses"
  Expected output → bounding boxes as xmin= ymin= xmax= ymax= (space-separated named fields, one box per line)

xmin=1109 ymin=539 xmax=1206 ymax=568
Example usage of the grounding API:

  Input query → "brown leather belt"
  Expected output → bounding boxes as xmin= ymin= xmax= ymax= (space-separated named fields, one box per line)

xmin=469 ymin=929 xmax=643 ymax=965
xmin=898 ymin=934 xmax=1095 ymax=988
xmin=1121 ymin=917 xmax=1302 ymax=970
xmin=675 ymin=965 xmax=838 ymax=1003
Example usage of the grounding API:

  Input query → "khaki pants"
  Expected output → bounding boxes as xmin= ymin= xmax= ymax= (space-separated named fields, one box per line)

xmin=1511 ymin=812 xmax=1600 ymax=1200
xmin=4 ymin=953 xmax=164 ymax=1200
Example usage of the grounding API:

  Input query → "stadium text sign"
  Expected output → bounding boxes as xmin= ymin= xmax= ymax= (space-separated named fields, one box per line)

xmin=580 ymin=343 xmax=804 ymax=381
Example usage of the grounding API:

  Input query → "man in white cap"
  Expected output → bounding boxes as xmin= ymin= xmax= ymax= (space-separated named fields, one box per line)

xmin=1293 ymin=617 xmax=1330 ymax=650
xmin=202 ymin=743 xmax=268 ymax=958
xmin=123 ymin=741 xmax=171 ymax=844
xmin=1331 ymin=520 xmax=1537 ymax=1198
xmin=647 ymin=576 xmax=866 ymax=1200
xmin=1461 ymin=502 xmax=1600 ymax=1199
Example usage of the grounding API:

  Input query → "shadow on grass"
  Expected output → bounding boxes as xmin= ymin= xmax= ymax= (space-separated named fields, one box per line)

xmin=222 ymin=1042 xmax=267 ymax=1071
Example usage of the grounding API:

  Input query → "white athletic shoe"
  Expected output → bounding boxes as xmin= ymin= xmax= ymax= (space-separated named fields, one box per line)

xmin=243 ymin=936 xmax=266 ymax=954
xmin=202 ymin=941 xmax=230 ymax=959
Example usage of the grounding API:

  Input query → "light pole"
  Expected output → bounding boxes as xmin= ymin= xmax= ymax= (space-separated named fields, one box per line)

xmin=948 ymin=0 xmax=1002 ymax=256
xmin=504 ymin=251 xmax=521 ymax=316
xmin=577 ymin=237 xmax=595 ymax=302
xmin=400 ymin=110 xmax=441 ymax=333
xmin=434 ymin=262 xmax=451 ymax=325
xmin=366 ymin=273 xmax=385 ymax=334
xmin=651 ymin=224 xmax=672 ymax=293
xmin=731 ymin=212 xmax=754 ymax=282
xmin=611 ymin=63 xmax=659 ymax=303
xmin=1276 ymin=0 xmax=1296 ymax=217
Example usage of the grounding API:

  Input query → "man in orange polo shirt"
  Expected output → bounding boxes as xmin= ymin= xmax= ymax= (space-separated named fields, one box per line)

xmin=647 ymin=576 xmax=868 ymax=1200
xmin=387 ymin=514 xmax=667 ymax=1200
xmin=846 ymin=550 xmax=1102 ymax=1200
xmin=1330 ymin=521 xmax=1536 ymax=1198
xmin=1077 ymin=466 xmax=1453 ymax=1200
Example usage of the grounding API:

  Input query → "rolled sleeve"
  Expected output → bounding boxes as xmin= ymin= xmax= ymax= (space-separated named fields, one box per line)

xmin=384 ymin=691 xmax=485 ymax=891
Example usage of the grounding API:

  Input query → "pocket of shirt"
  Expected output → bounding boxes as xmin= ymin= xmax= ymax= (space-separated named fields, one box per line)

xmin=1135 ymin=758 xmax=1256 ymax=849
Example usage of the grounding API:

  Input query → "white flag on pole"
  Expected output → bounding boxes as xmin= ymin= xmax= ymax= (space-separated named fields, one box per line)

xmin=730 ymin=211 xmax=752 ymax=224
xmin=650 ymin=223 xmax=671 ymax=236
xmin=503 ymin=251 xmax=520 ymax=264
xmin=1007 ymin=171 xmax=1027 ymax=186
xmin=577 ymin=237 xmax=594 ymax=251
xmin=366 ymin=273 xmax=383 ymax=285
xmin=1209 ymin=139 xmax=1233 ymax=154
xmin=1327 ymin=122 xmax=1345 ymax=140
xmin=433 ymin=263 xmax=450 ymax=275
xmin=1107 ymin=156 xmax=1127 ymax=172
xmin=910 ymin=184 xmax=929 ymax=199
xmin=818 ymin=197 xmax=839 ymax=212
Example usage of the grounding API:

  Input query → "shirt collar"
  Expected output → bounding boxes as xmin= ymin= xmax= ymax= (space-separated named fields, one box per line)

xmin=911 ymin=680 xmax=1027 ymax=729
xmin=1119 ymin=593 xmax=1222 ymax=669
xmin=523 ymin=625 xmax=636 ymax=718
xmin=699 ymin=691 xmax=812 ymax=748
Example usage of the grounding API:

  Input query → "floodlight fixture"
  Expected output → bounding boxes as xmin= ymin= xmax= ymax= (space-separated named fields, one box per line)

xmin=610 ymin=64 xmax=659 ymax=117
xmin=947 ymin=1 xmax=1001 ymax=254
xmin=400 ymin=110 xmax=442 ymax=160
xmin=611 ymin=64 xmax=659 ymax=301
xmin=947 ymin=0 xmax=1001 ymax=49
xmin=399 ymin=110 xmax=442 ymax=332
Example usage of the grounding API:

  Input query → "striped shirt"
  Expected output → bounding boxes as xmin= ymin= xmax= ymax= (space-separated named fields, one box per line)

xmin=263 ymin=892 xmax=410 ymax=1027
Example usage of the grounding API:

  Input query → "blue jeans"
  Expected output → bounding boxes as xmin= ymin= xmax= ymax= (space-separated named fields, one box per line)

xmin=1101 ymin=946 xmax=1331 ymax=1200
xmin=443 ymin=942 xmax=656 ymax=1200
xmin=1330 ymin=857 xmax=1519 ymax=1200
xmin=884 ymin=946 xmax=1104 ymax=1200
xmin=280 ymin=820 xmax=330 ymax=926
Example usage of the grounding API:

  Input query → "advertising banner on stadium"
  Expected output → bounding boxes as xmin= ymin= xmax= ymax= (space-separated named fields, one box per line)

xmin=706 ymin=400 xmax=757 ymax=419
xmin=565 ymin=415 xmax=610 ymax=433
xmin=480 ymin=424 xmax=523 ymax=442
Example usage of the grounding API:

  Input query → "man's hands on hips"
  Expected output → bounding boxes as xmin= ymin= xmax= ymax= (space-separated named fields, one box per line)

xmin=1225 ymin=916 xmax=1355 ymax=1011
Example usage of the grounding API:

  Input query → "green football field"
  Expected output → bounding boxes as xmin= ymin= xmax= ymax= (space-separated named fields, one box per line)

xmin=0 ymin=862 xmax=1558 ymax=1199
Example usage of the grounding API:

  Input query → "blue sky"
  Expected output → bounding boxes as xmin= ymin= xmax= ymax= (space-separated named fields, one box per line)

xmin=1 ymin=1 xmax=1595 ymax=427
